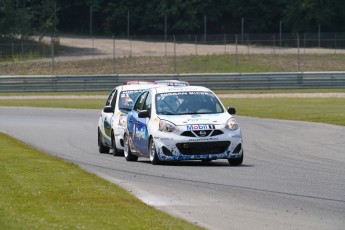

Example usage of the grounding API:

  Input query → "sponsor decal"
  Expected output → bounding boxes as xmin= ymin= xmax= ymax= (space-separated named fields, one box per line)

xmin=186 ymin=124 xmax=216 ymax=130
xmin=157 ymin=91 xmax=212 ymax=98
xmin=186 ymin=117 xmax=210 ymax=122
xmin=135 ymin=127 xmax=146 ymax=140
xmin=160 ymin=138 xmax=174 ymax=141
xmin=121 ymin=90 xmax=144 ymax=95
xmin=188 ymin=137 xmax=219 ymax=142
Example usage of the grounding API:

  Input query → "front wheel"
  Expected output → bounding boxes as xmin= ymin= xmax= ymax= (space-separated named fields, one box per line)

xmin=149 ymin=138 xmax=161 ymax=165
xmin=124 ymin=134 xmax=138 ymax=161
xmin=228 ymin=152 xmax=243 ymax=166
xmin=98 ymin=129 xmax=109 ymax=154
xmin=112 ymin=132 xmax=124 ymax=156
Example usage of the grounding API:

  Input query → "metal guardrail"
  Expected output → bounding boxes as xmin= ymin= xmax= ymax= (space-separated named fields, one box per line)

xmin=1 ymin=72 xmax=345 ymax=92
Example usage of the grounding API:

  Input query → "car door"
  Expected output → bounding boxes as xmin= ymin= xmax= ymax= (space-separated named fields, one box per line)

xmin=135 ymin=92 xmax=152 ymax=155
xmin=103 ymin=89 xmax=117 ymax=142
xmin=128 ymin=92 xmax=147 ymax=153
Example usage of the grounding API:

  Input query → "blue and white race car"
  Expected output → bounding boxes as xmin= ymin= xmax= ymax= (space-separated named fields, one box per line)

xmin=124 ymin=85 xmax=244 ymax=165
xmin=98 ymin=83 xmax=154 ymax=155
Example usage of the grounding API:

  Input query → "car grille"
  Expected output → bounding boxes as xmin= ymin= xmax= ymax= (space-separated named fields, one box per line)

xmin=176 ymin=141 xmax=230 ymax=155
xmin=181 ymin=130 xmax=224 ymax=137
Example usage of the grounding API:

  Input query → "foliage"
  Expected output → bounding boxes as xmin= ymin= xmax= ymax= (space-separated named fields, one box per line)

xmin=0 ymin=0 xmax=56 ymax=38
xmin=1 ymin=0 xmax=345 ymax=36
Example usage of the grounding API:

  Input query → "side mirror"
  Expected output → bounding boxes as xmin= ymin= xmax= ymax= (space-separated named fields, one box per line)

xmin=138 ymin=110 xmax=150 ymax=118
xmin=227 ymin=107 xmax=236 ymax=115
xmin=103 ymin=106 xmax=114 ymax=113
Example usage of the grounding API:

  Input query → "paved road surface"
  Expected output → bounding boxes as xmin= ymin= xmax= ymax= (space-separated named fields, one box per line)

xmin=1 ymin=107 xmax=344 ymax=230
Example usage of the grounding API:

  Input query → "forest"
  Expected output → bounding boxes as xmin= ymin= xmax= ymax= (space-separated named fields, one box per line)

xmin=1 ymin=0 xmax=345 ymax=37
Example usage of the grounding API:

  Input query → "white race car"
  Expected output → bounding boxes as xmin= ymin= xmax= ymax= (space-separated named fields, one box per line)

xmin=124 ymin=85 xmax=244 ymax=165
xmin=98 ymin=83 xmax=154 ymax=155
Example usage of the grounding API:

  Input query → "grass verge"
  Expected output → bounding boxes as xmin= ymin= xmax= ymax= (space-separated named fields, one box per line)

xmin=1 ymin=53 xmax=345 ymax=75
xmin=0 ymin=132 xmax=202 ymax=229
xmin=222 ymin=97 xmax=345 ymax=126
xmin=1 ymin=95 xmax=344 ymax=126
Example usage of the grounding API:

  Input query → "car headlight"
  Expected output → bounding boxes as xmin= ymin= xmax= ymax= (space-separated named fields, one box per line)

xmin=159 ymin=120 xmax=178 ymax=133
xmin=118 ymin=115 xmax=127 ymax=127
xmin=226 ymin=118 xmax=239 ymax=130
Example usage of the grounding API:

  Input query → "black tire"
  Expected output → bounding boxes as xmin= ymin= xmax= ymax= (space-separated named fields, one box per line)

xmin=149 ymin=138 xmax=161 ymax=165
xmin=124 ymin=134 xmax=138 ymax=161
xmin=112 ymin=132 xmax=124 ymax=156
xmin=98 ymin=129 xmax=109 ymax=154
xmin=228 ymin=151 xmax=243 ymax=166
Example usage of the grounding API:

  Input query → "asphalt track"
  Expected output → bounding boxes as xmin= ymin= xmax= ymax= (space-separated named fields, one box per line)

xmin=1 ymin=107 xmax=344 ymax=230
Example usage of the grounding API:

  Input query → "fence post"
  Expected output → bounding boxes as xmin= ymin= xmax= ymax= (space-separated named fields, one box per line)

xmin=12 ymin=41 xmax=14 ymax=60
xmin=334 ymin=33 xmax=337 ymax=54
xmin=164 ymin=14 xmax=167 ymax=57
xmin=21 ymin=40 xmax=24 ymax=57
xmin=129 ymin=37 xmax=132 ymax=57
xmin=235 ymin=34 xmax=239 ymax=72
xmin=247 ymin=34 xmax=250 ymax=54
xmin=174 ymin=35 xmax=176 ymax=74
xmin=51 ymin=36 xmax=55 ymax=75
xmin=195 ymin=35 xmax=198 ymax=55
xmin=318 ymin=24 xmax=321 ymax=48
xmin=303 ymin=33 xmax=306 ymax=54
xmin=279 ymin=21 xmax=282 ymax=47
xmin=297 ymin=33 xmax=300 ymax=72
xmin=224 ymin=34 xmax=227 ymax=55
xmin=273 ymin=35 xmax=276 ymax=55
xmin=113 ymin=36 xmax=116 ymax=74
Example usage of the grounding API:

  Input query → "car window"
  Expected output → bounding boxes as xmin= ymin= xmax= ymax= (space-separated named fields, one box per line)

xmin=142 ymin=92 xmax=152 ymax=112
xmin=133 ymin=92 xmax=148 ymax=112
xmin=156 ymin=91 xmax=224 ymax=115
xmin=111 ymin=90 xmax=117 ymax=109
xmin=105 ymin=89 xmax=116 ymax=106
xmin=119 ymin=90 xmax=145 ymax=111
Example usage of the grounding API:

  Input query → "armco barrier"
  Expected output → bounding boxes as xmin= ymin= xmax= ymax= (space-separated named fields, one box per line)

xmin=1 ymin=72 xmax=345 ymax=92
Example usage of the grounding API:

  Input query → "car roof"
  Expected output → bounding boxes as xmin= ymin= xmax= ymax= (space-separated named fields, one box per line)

xmin=153 ymin=85 xmax=211 ymax=94
xmin=117 ymin=84 xmax=154 ymax=91
xmin=154 ymin=80 xmax=190 ymax=86
xmin=124 ymin=80 xmax=154 ymax=85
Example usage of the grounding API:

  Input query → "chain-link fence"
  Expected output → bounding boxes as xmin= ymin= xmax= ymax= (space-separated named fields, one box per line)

xmin=1 ymin=33 xmax=345 ymax=75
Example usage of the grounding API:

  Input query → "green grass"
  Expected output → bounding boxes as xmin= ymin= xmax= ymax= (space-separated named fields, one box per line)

xmin=222 ymin=97 xmax=345 ymax=126
xmin=0 ymin=99 xmax=105 ymax=109
xmin=0 ymin=91 xmax=108 ymax=96
xmin=1 ymin=96 xmax=344 ymax=126
xmin=0 ymin=132 xmax=202 ymax=229
xmin=215 ymin=88 xmax=345 ymax=94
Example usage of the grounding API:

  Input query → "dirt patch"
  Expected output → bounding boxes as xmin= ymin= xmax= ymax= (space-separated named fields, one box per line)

xmin=41 ymin=36 xmax=345 ymax=61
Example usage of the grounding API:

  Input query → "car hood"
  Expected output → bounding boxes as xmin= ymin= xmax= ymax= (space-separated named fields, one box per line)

xmin=158 ymin=113 xmax=231 ymax=126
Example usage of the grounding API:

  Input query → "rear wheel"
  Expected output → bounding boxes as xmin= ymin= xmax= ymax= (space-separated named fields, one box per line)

xmin=149 ymin=138 xmax=161 ymax=165
xmin=98 ymin=129 xmax=109 ymax=154
xmin=124 ymin=134 xmax=138 ymax=161
xmin=228 ymin=152 xmax=243 ymax=166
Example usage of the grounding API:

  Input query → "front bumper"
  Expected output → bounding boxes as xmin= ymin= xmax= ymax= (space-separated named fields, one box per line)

xmin=153 ymin=129 xmax=243 ymax=161
xmin=114 ymin=126 xmax=125 ymax=150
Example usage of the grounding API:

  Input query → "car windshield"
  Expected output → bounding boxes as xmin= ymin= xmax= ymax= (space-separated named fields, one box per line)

xmin=119 ymin=90 xmax=145 ymax=111
xmin=155 ymin=91 xmax=224 ymax=115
